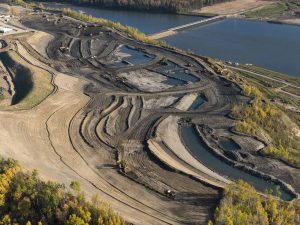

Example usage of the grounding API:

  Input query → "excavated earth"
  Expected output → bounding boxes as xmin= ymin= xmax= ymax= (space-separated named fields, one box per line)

xmin=0 ymin=11 xmax=299 ymax=225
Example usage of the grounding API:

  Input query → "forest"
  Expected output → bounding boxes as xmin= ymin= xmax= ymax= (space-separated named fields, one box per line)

xmin=232 ymin=84 xmax=300 ymax=167
xmin=29 ymin=0 xmax=233 ymax=13
xmin=0 ymin=157 xmax=298 ymax=225
xmin=209 ymin=180 xmax=299 ymax=225
xmin=0 ymin=158 xmax=126 ymax=225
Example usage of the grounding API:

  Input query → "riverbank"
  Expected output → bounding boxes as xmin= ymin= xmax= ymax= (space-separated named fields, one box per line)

xmin=25 ymin=1 xmax=300 ymax=78
xmin=32 ymin=0 xmax=236 ymax=14
xmin=0 ymin=2 xmax=298 ymax=223
xmin=163 ymin=18 xmax=300 ymax=77
xmin=232 ymin=14 xmax=300 ymax=27
xmin=193 ymin=0 xmax=277 ymax=15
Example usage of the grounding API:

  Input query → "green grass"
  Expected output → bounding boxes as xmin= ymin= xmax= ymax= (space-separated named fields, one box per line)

xmin=244 ymin=2 xmax=288 ymax=18
xmin=282 ymin=86 xmax=300 ymax=96
xmin=239 ymin=64 xmax=300 ymax=86
xmin=236 ymin=69 xmax=300 ymax=109
xmin=0 ymin=51 xmax=54 ymax=110
xmin=244 ymin=0 xmax=300 ymax=19
xmin=236 ymin=70 xmax=284 ymax=88
xmin=285 ymin=0 xmax=300 ymax=11
xmin=231 ymin=64 xmax=300 ymax=110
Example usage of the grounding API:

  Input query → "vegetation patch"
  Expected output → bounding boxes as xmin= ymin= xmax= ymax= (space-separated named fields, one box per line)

xmin=193 ymin=60 xmax=300 ymax=166
xmin=244 ymin=2 xmax=288 ymax=18
xmin=61 ymin=8 xmax=167 ymax=46
xmin=239 ymin=65 xmax=300 ymax=86
xmin=232 ymin=84 xmax=300 ymax=167
xmin=244 ymin=0 xmax=300 ymax=19
xmin=0 ymin=51 xmax=53 ymax=110
xmin=0 ymin=158 xmax=126 ymax=225
xmin=209 ymin=180 xmax=299 ymax=225
xmin=10 ymin=1 xmax=169 ymax=46
xmin=235 ymin=70 xmax=284 ymax=89
xmin=27 ymin=0 xmax=234 ymax=13
xmin=282 ymin=86 xmax=300 ymax=96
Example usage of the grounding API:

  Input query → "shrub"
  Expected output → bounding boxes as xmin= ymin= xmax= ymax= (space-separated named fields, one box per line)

xmin=210 ymin=180 xmax=298 ymax=225
xmin=0 ymin=158 xmax=126 ymax=225
xmin=62 ymin=8 xmax=166 ymax=46
xmin=232 ymin=84 xmax=299 ymax=166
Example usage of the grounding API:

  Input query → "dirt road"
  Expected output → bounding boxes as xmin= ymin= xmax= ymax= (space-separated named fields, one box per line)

xmin=0 ymin=11 xmax=298 ymax=224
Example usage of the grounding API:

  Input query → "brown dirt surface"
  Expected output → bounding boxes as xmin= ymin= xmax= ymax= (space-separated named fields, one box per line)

xmin=196 ymin=0 xmax=276 ymax=15
xmin=0 ymin=11 xmax=298 ymax=225
xmin=281 ymin=18 xmax=300 ymax=26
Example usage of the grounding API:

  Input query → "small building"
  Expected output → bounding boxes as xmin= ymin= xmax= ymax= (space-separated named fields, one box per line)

xmin=0 ymin=27 xmax=12 ymax=33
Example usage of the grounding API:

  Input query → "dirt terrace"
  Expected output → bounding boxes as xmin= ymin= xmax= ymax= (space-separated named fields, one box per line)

xmin=0 ymin=11 xmax=298 ymax=224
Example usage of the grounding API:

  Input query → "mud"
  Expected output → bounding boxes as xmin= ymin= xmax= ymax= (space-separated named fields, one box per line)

xmin=1 ymin=11 xmax=298 ymax=224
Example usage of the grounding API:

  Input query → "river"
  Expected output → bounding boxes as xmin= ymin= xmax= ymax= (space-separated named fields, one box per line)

xmin=164 ymin=19 xmax=300 ymax=77
xmin=44 ymin=2 xmax=300 ymax=77
xmin=42 ymin=2 xmax=204 ymax=34
xmin=42 ymin=2 xmax=298 ymax=199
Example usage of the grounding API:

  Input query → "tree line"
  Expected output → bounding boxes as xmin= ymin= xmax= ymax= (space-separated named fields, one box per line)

xmin=30 ymin=0 xmax=233 ymax=13
xmin=209 ymin=180 xmax=299 ymax=225
xmin=232 ymin=84 xmax=300 ymax=167
xmin=0 ymin=158 xmax=126 ymax=225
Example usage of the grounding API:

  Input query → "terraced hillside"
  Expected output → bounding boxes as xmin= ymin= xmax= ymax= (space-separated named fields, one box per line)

xmin=0 ymin=10 xmax=298 ymax=224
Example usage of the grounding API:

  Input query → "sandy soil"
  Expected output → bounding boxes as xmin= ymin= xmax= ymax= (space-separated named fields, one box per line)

xmin=150 ymin=116 xmax=230 ymax=187
xmin=0 ymin=3 xmax=10 ymax=14
xmin=0 ymin=52 xmax=176 ymax=225
xmin=281 ymin=18 xmax=300 ymax=26
xmin=143 ymin=96 xmax=178 ymax=109
xmin=175 ymin=93 xmax=197 ymax=111
xmin=27 ymin=31 xmax=54 ymax=58
xmin=148 ymin=30 xmax=177 ymax=39
xmin=196 ymin=0 xmax=276 ymax=15
xmin=0 ymin=11 xmax=298 ymax=225
xmin=118 ymin=69 xmax=172 ymax=92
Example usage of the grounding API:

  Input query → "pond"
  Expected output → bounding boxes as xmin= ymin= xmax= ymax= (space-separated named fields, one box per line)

xmin=188 ymin=95 xmax=206 ymax=110
xmin=219 ymin=138 xmax=240 ymax=151
xmin=181 ymin=125 xmax=294 ymax=201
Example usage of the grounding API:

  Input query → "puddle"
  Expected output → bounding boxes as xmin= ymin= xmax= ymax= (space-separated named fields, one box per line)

xmin=161 ymin=76 xmax=186 ymax=86
xmin=188 ymin=95 xmax=206 ymax=110
xmin=114 ymin=45 xmax=155 ymax=66
xmin=219 ymin=138 xmax=240 ymax=151
xmin=155 ymin=61 xmax=199 ymax=83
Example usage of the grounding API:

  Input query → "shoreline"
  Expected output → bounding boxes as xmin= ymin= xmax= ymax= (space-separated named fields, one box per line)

xmin=40 ymin=1 xmax=300 ymax=27
xmin=0 ymin=2 xmax=299 ymax=222
xmin=193 ymin=125 xmax=298 ymax=201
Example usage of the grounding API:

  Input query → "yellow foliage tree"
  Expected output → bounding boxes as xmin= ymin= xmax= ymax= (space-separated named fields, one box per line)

xmin=66 ymin=214 xmax=88 ymax=225
xmin=211 ymin=180 xmax=297 ymax=225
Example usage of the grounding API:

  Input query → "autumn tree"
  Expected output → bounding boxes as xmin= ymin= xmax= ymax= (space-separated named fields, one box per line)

xmin=210 ymin=180 xmax=298 ymax=225
xmin=0 ymin=158 xmax=126 ymax=225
